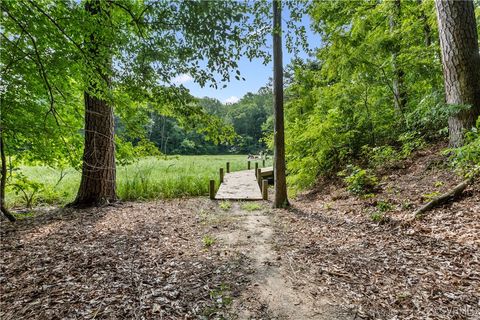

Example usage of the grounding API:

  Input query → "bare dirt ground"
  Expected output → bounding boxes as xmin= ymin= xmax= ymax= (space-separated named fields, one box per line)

xmin=1 ymin=145 xmax=479 ymax=319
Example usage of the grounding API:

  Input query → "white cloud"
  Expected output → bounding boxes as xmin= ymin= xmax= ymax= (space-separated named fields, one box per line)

xmin=172 ymin=74 xmax=193 ymax=85
xmin=223 ymin=96 xmax=240 ymax=105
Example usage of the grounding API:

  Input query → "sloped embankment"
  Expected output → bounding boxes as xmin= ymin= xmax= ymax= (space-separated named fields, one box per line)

xmin=274 ymin=145 xmax=479 ymax=319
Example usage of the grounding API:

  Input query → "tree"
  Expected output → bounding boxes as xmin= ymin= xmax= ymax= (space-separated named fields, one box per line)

xmin=435 ymin=0 xmax=480 ymax=147
xmin=272 ymin=0 xmax=289 ymax=208
xmin=1 ymin=0 xmax=84 ymax=216
xmin=390 ymin=0 xmax=407 ymax=117
xmin=72 ymin=0 xmax=116 ymax=206
xmin=0 ymin=132 xmax=15 ymax=222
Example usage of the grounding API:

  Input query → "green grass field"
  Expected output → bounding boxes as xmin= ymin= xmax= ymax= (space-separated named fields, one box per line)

xmin=6 ymin=155 xmax=272 ymax=209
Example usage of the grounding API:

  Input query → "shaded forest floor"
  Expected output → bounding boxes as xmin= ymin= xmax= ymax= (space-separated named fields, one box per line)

xmin=1 ymin=145 xmax=479 ymax=319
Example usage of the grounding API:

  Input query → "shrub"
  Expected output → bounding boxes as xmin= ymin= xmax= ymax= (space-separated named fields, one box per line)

xmin=362 ymin=145 xmax=400 ymax=168
xmin=339 ymin=165 xmax=378 ymax=195
xmin=447 ymin=117 xmax=480 ymax=178
xmin=10 ymin=173 xmax=44 ymax=208
xmin=398 ymin=131 xmax=426 ymax=157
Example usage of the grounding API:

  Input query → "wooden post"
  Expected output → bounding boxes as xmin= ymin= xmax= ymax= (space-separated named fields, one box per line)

xmin=248 ymin=160 xmax=251 ymax=170
xmin=262 ymin=179 xmax=268 ymax=200
xmin=220 ymin=168 xmax=224 ymax=183
xmin=257 ymin=168 xmax=262 ymax=188
xmin=209 ymin=180 xmax=215 ymax=199
xmin=262 ymin=159 xmax=265 ymax=167
xmin=255 ymin=162 xmax=258 ymax=176
xmin=226 ymin=162 xmax=230 ymax=173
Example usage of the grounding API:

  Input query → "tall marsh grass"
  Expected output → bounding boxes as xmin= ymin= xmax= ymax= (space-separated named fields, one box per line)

xmin=6 ymin=155 xmax=272 ymax=208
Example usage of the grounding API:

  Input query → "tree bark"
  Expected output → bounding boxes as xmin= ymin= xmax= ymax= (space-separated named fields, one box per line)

xmin=435 ymin=0 xmax=480 ymax=147
xmin=390 ymin=0 xmax=407 ymax=116
xmin=272 ymin=0 xmax=289 ymax=208
xmin=0 ymin=130 xmax=15 ymax=222
xmin=71 ymin=0 xmax=116 ymax=207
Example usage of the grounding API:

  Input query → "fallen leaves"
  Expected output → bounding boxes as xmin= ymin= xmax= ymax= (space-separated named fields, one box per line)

xmin=0 ymin=199 xmax=249 ymax=319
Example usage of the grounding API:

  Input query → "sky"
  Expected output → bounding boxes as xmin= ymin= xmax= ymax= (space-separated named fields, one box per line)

xmin=173 ymin=15 xmax=320 ymax=105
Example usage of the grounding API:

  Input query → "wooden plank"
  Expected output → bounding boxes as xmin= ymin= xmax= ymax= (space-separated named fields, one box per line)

xmin=215 ymin=169 xmax=263 ymax=200
xmin=260 ymin=166 xmax=273 ymax=178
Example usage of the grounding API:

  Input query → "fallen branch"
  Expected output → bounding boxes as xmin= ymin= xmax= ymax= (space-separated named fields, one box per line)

xmin=412 ymin=178 xmax=473 ymax=219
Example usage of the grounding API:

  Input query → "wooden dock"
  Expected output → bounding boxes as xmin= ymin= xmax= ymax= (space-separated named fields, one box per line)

xmin=215 ymin=169 xmax=263 ymax=200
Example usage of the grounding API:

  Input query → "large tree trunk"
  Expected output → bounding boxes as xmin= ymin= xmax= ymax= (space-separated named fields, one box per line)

xmin=0 ymin=130 xmax=15 ymax=222
xmin=72 ymin=93 xmax=116 ymax=207
xmin=435 ymin=0 xmax=480 ymax=147
xmin=272 ymin=0 xmax=289 ymax=208
xmin=390 ymin=0 xmax=407 ymax=116
xmin=71 ymin=0 xmax=116 ymax=207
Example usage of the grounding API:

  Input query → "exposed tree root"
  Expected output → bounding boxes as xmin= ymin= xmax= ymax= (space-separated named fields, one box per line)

xmin=413 ymin=178 xmax=473 ymax=219
xmin=1 ymin=206 xmax=16 ymax=222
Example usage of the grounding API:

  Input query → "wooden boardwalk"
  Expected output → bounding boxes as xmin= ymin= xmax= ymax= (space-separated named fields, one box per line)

xmin=215 ymin=169 xmax=263 ymax=200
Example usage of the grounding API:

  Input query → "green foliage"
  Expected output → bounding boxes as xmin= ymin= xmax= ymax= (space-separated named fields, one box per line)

xmin=422 ymin=191 xmax=441 ymax=202
xmin=339 ymin=165 xmax=378 ymax=195
xmin=6 ymin=155 xmax=265 ymax=208
xmin=219 ymin=201 xmax=232 ymax=211
xmin=10 ymin=172 xmax=44 ymax=208
xmin=240 ymin=202 xmax=263 ymax=211
xmin=284 ymin=0 xmax=445 ymax=190
xmin=203 ymin=284 xmax=233 ymax=317
xmin=446 ymin=117 xmax=480 ymax=178
xmin=398 ymin=132 xmax=426 ymax=157
xmin=376 ymin=200 xmax=393 ymax=212
xmin=202 ymin=235 xmax=216 ymax=247
xmin=370 ymin=212 xmax=385 ymax=223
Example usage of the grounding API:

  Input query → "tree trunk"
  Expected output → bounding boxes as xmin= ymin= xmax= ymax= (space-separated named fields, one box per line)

xmin=0 ymin=130 xmax=15 ymax=222
xmin=72 ymin=93 xmax=116 ymax=207
xmin=390 ymin=0 xmax=407 ymax=116
xmin=71 ymin=0 xmax=116 ymax=207
xmin=435 ymin=0 xmax=480 ymax=147
xmin=272 ymin=0 xmax=289 ymax=208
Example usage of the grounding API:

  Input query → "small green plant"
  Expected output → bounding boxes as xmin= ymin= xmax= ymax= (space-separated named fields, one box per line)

xmin=422 ymin=191 xmax=441 ymax=202
xmin=202 ymin=235 xmax=216 ymax=247
xmin=446 ymin=117 xmax=480 ymax=178
xmin=376 ymin=200 xmax=393 ymax=212
xmin=10 ymin=173 xmax=44 ymax=208
xmin=398 ymin=131 xmax=426 ymax=157
xmin=434 ymin=181 xmax=444 ymax=188
xmin=401 ymin=201 xmax=413 ymax=210
xmin=339 ymin=165 xmax=378 ymax=195
xmin=241 ymin=202 xmax=262 ymax=211
xmin=219 ymin=201 xmax=231 ymax=211
xmin=203 ymin=284 xmax=232 ymax=317
xmin=370 ymin=211 xmax=384 ymax=222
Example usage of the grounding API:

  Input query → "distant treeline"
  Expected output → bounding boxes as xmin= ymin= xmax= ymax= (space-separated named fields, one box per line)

xmin=126 ymin=87 xmax=273 ymax=155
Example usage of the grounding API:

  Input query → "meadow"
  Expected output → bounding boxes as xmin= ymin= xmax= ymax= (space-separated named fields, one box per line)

xmin=7 ymin=155 xmax=272 ymax=209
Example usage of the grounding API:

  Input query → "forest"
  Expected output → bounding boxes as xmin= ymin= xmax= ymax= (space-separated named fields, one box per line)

xmin=1 ymin=0 xmax=479 ymax=319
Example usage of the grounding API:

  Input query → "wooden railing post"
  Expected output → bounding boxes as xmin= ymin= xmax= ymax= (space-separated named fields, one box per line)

xmin=255 ymin=162 xmax=259 ymax=176
xmin=248 ymin=160 xmax=251 ymax=170
xmin=226 ymin=162 xmax=230 ymax=173
xmin=209 ymin=180 xmax=215 ymax=199
xmin=220 ymin=168 xmax=224 ymax=183
xmin=262 ymin=179 xmax=268 ymax=200
xmin=262 ymin=159 xmax=265 ymax=167
xmin=257 ymin=168 xmax=262 ymax=188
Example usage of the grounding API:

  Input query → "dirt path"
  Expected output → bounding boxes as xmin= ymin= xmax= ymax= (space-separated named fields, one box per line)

xmin=217 ymin=202 xmax=350 ymax=319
